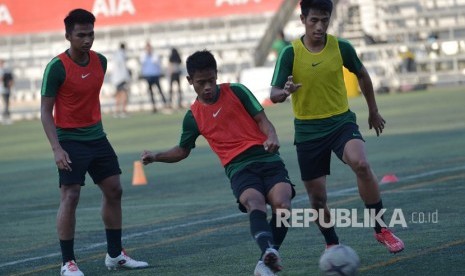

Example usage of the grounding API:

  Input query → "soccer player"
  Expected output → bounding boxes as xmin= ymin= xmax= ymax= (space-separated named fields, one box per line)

xmin=141 ymin=50 xmax=295 ymax=276
xmin=40 ymin=9 xmax=148 ymax=275
xmin=270 ymin=0 xmax=404 ymax=254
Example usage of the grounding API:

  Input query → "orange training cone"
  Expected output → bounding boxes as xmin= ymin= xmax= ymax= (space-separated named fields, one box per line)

xmin=261 ymin=98 xmax=274 ymax=107
xmin=380 ymin=174 xmax=398 ymax=184
xmin=132 ymin=160 xmax=147 ymax=186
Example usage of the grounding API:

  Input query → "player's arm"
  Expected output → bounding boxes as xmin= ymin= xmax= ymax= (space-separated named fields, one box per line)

xmin=253 ymin=111 xmax=280 ymax=153
xmin=356 ymin=66 xmax=385 ymax=136
xmin=270 ymin=45 xmax=301 ymax=103
xmin=231 ymin=83 xmax=280 ymax=153
xmin=271 ymin=76 xmax=301 ymax=103
xmin=141 ymin=110 xmax=198 ymax=165
xmin=141 ymin=146 xmax=190 ymax=164
xmin=40 ymin=59 xmax=72 ymax=171
xmin=340 ymin=38 xmax=386 ymax=136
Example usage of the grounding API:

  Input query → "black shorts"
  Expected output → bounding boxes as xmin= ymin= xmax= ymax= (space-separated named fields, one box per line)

xmin=170 ymin=72 xmax=181 ymax=83
xmin=296 ymin=123 xmax=364 ymax=181
xmin=58 ymin=137 xmax=122 ymax=187
xmin=116 ymin=81 xmax=128 ymax=93
xmin=230 ymin=161 xmax=295 ymax=213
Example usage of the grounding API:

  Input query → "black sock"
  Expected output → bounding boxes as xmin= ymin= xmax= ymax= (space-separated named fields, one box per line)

xmin=60 ymin=239 xmax=75 ymax=265
xmin=269 ymin=213 xmax=288 ymax=250
xmin=365 ymin=200 xmax=385 ymax=233
xmin=249 ymin=210 xmax=274 ymax=256
xmin=320 ymin=226 xmax=339 ymax=245
xmin=106 ymin=229 xmax=122 ymax=258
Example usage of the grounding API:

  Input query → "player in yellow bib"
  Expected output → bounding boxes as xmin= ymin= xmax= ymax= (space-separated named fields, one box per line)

xmin=270 ymin=0 xmax=404 ymax=254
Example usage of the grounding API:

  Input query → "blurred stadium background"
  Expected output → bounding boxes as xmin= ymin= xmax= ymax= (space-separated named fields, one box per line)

xmin=1 ymin=0 xmax=464 ymax=122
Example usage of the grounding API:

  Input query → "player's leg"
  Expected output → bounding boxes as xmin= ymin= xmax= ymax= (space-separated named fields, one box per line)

xmin=98 ymin=175 xmax=123 ymax=229
xmin=232 ymin=167 xmax=279 ymax=275
xmin=240 ymin=188 xmax=282 ymax=275
xmin=90 ymin=138 xmax=148 ymax=269
xmin=121 ymin=90 xmax=128 ymax=116
xmin=338 ymin=126 xmax=404 ymax=253
xmin=119 ymin=82 xmax=129 ymax=116
xmin=57 ymin=140 xmax=89 ymax=276
xmin=262 ymin=161 xmax=294 ymax=251
xmin=176 ymin=77 xmax=183 ymax=108
xmin=114 ymin=90 xmax=122 ymax=116
xmin=90 ymin=139 xmax=123 ymax=258
xmin=342 ymin=139 xmax=380 ymax=204
xmin=154 ymin=76 xmax=167 ymax=105
xmin=239 ymin=188 xmax=273 ymax=251
xmin=58 ymin=184 xmax=81 ymax=261
xmin=169 ymin=76 xmax=174 ymax=107
xmin=267 ymin=182 xmax=293 ymax=250
xmin=304 ymin=176 xmax=339 ymax=247
xmin=99 ymin=174 xmax=148 ymax=269
xmin=297 ymin=140 xmax=339 ymax=247
xmin=145 ymin=77 xmax=157 ymax=112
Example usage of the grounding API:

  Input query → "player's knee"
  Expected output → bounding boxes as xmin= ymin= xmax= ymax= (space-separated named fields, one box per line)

xmin=105 ymin=185 xmax=123 ymax=202
xmin=63 ymin=191 xmax=80 ymax=207
xmin=353 ymin=160 xmax=372 ymax=177
xmin=272 ymin=199 xmax=291 ymax=211
xmin=241 ymin=197 xmax=266 ymax=212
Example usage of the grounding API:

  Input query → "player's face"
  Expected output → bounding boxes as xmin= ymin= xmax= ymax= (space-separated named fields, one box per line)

xmin=187 ymin=69 xmax=218 ymax=104
xmin=66 ymin=23 xmax=94 ymax=53
xmin=301 ymin=9 xmax=331 ymax=43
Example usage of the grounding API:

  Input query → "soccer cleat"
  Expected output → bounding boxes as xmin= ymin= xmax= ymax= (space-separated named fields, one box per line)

xmin=105 ymin=249 xmax=149 ymax=270
xmin=375 ymin=228 xmax=404 ymax=253
xmin=254 ymin=260 xmax=277 ymax=276
xmin=261 ymin=248 xmax=283 ymax=273
xmin=61 ymin=260 xmax=84 ymax=276
xmin=325 ymin=243 xmax=339 ymax=251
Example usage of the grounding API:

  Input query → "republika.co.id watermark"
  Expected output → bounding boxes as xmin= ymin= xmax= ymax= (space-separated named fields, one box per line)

xmin=275 ymin=208 xmax=439 ymax=228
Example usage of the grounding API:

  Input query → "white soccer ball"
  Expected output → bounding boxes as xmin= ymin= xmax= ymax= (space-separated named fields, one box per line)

xmin=319 ymin=244 xmax=360 ymax=276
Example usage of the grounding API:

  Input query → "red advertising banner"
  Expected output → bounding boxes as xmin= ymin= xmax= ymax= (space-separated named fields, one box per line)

xmin=0 ymin=0 xmax=282 ymax=35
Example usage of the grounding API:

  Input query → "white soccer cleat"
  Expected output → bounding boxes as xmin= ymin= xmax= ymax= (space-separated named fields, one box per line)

xmin=61 ymin=260 xmax=84 ymax=276
xmin=254 ymin=260 xmax=277 ymax=276
xmin=105 ymin=249 xmax=149 ymax=270
xmin=262 ymin=248 xmax=283 ymax=273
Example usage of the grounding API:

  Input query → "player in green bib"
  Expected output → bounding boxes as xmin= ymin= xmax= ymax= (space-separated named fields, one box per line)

xmin=270 ymin=0 xmax=404 ymax=254
xmin=142 ymin=50 xmax=295 ymax=275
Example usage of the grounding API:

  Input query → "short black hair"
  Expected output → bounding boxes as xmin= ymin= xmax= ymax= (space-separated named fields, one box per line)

xmin=300 ymin=0 xmax=333 ymax=17
xmin=186 ymin=50 xmax=217 ymax=77
xmin=64 ymin=9 xmax=95 ymax=34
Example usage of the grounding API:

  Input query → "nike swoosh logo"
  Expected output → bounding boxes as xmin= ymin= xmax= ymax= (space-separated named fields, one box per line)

xmin=213 ymin=107 xmax=222 ymax=118
xmin=312 ymin=62 xmax=323 ymax=67
xmin=81 ymin=73 xmax=91 ymax=79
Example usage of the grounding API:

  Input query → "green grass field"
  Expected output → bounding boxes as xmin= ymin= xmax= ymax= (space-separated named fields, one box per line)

xmin=1 ymin=87 xmax=464 ymax=275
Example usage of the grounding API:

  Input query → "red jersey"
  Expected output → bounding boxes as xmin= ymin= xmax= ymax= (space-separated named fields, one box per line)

xmin=54 ymin=50 xmax=104 ymax=128
xmin=190 ymin=83 xmax=267 ymax=166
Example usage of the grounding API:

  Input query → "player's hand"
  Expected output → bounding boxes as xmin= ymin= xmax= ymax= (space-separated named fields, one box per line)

xmin=283 ymin=75 xmax=302 ymax=96
xmin=263 ymin=138 xmax=280 ymax=153
xmin=368 ymin=111 xmax=386 ymax=136
xmin=141 ymin=150 xmax=155 ymax=165
xmin=54 ymin=148 xmax=72 ymax=171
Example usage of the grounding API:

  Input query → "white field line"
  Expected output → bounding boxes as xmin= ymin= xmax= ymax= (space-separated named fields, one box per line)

xmin=1 ymin=165 xmax=464 ymax=269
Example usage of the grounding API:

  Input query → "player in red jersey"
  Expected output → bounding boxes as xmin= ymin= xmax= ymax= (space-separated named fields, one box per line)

xmin=142 ymin=50 xmax=294 ymax=276
xmin=41 ymin=9 xmax=148 ymax=276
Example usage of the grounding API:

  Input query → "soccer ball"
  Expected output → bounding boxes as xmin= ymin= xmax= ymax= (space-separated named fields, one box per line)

xmin=319 ymin=244 xmax=360 ymax=276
